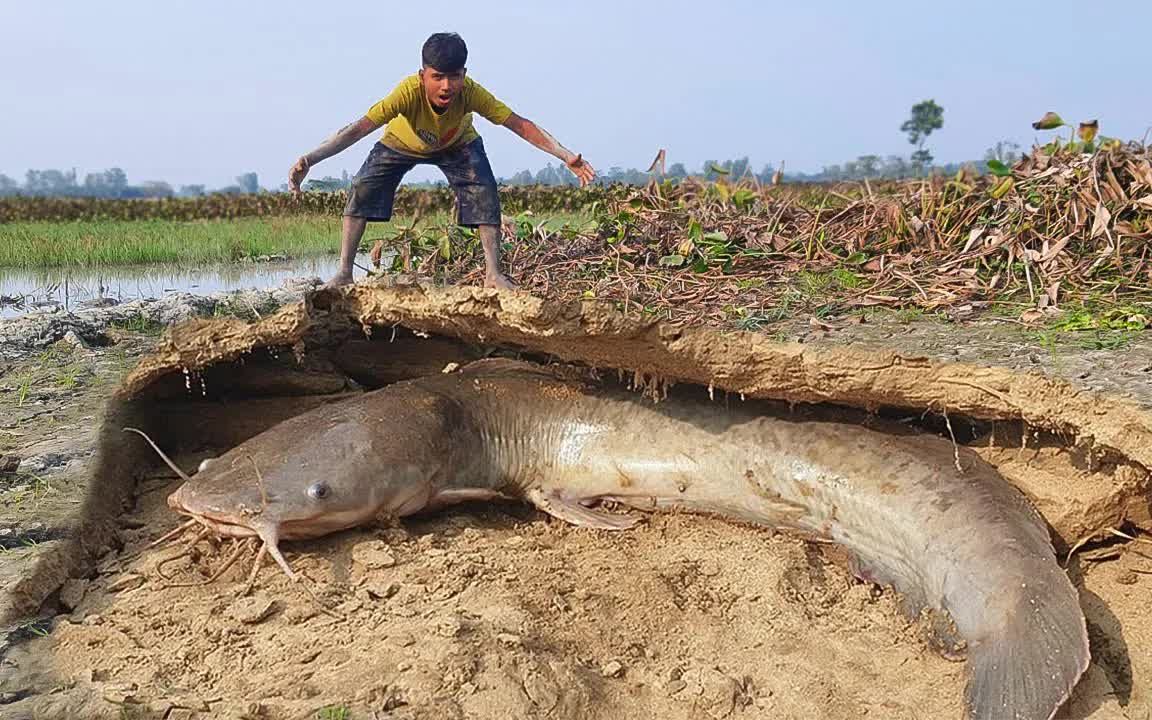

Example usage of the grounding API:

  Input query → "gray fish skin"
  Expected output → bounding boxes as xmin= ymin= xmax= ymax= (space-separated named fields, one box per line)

xmin=444 ymin=361 xmax=1089 ymax=720
xmin=170 ymin=359 xmax=1089 ymax=720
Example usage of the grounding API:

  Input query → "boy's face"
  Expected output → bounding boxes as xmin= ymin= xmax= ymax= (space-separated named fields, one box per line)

xmin=420 ymin=66 xmax=466 ymax=109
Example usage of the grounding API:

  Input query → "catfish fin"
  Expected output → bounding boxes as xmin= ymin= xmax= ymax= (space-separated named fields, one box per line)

xmin=427 ymin=487 xmax=509 ymax=511
xmin=526 ymin=487 xmax=639 ymax=530
xmin=962 ymin=564 xmax=1089 ymax=720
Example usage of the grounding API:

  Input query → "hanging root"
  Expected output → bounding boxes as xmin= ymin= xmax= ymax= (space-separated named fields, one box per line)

xmin=1066 ymin=526 xmax=1152 ymax=568
xmin=1064 ymin=531 xmax=1096 ymax=567
xmin=1114 ymin=528 xmax=1152 ymax=570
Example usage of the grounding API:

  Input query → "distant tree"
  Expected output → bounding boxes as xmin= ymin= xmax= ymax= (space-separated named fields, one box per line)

xmin=104 ymin=168 xmax=128 ymax=196
xmin=882 ymin=155 xmax=911 ymax=178
xmin=83 ymin=172 xmax=109 ymax=195
xmin=822 ymin=164 xmax=844 ymax=181
xmin=236 ymin=172 xmax=259 ymax=194
xmin=984 ymin=140 xmax=1022 ymax=165
xmin=856 ymin=155 xmax=880 ymax=178
xmin=178 ymin=184 xmax=206 ymax=197
xmin=536 ymin=165 xmax=569 ymax=186
xmin=728 ymin=156 xmax=750 ymax=180
xmin=0 ymin=174 xmax=18 ymax=195
xmin=666 ymin=163 xmax=688 ymax=179
xmin=909 ymin=149 xmax=933 ymax=171
xmin=25 ymin=169 xmax=78 ymax=195
xmin=901 ymin=100 xmax=944 ymax=174
xmin=507 ymin=169 xmax=534 ymax=185
xmin=139 ymin=181 xmax=174 ymax=198
xmin=301 ymin=176 xmax=346 ymax=192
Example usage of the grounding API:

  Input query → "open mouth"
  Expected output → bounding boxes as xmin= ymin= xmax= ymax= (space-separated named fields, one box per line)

xmin=176 ymin=509 xmax=259 ymax=539
xmin=172 ymin=503 xmax=372 ymax=542
xmin=168 ymin=505 xmax=297 ymax=579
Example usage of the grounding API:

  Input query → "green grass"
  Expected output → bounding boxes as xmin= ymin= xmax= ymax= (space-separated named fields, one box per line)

xmin=795 ymin=269 xmax=863 ymax=300
xmin=1027 ymin=301 xmax=1150 ymax=352
xmin=894 ymin=306 xmax=925 ymax=324
xmin=1 ymin=471 xmax=54 ymax=510
xmin=314 ymin=705 xmax=351 ymax=720
xmin=0 ymin=212 xmax=595 ymax=268
xmin=0 ymin=216 xmax=342 ymax=268
xmin=108 ymin=316 xmax=168 ymax=335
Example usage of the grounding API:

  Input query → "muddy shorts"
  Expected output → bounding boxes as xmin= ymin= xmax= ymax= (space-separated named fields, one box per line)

xmin=343 ymin=137 xmax=501 ymax=226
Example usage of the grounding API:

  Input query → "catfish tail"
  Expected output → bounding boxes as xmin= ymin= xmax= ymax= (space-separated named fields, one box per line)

xmin=962 ymin=561 xmax=1089 ymax=720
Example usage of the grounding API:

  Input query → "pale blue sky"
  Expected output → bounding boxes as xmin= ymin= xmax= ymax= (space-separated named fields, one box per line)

xmin=4 ymin=0 xmax=1149 ymax=189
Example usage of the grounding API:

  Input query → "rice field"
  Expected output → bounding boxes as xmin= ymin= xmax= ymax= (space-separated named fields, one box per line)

xmin=0 ymin=213 xmax=594 ymax=268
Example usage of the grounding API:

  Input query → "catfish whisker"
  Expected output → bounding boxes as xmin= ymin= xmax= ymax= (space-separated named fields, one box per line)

xmin=240 ymin=543 xmax=268 ymax=596
xmin=145 ymin=518 xmax=198 ymax=550
xmin=164 ymin=538 xmax=253 ymax=588
xmin=295 ymin=569 xmax=344 ymax=621
xmin=123 ymin=427 xmax=192 ymax=482
xmin=155 ymin=526 xmax=211 ymax=581
xmin=119 ymin=519 xmax=198 ymax=564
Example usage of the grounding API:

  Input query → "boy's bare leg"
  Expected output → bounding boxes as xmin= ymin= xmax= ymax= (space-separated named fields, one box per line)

xmin=327 ymin=216 xmax=368 ymax=288
xmin=477 ymin=223 xmax=515 ymax=290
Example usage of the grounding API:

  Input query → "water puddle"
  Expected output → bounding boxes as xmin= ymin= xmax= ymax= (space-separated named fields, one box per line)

xmin=0 ymin=253 xmax=373 ymax=319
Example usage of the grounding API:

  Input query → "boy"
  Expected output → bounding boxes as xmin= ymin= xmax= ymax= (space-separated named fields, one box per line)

xmin=288 ymin=32 xmax=595 ymax=289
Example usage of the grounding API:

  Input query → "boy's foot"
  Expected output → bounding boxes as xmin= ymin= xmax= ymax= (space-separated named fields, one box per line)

xmin=484 ymin=273 xmax=517 ymax=290
xmin=325 ymin=271 xmax=354 ymax=289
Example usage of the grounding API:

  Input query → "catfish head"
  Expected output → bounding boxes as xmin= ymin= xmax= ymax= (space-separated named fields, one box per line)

xmin=126 ymin=384 xmax=471 ymax=579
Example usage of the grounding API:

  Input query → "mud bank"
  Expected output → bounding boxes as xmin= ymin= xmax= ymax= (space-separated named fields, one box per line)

xmin=2 ymin=280 xmax=1150 ymax=720
xmin=0 ymin=278 xmax=319 ymax=361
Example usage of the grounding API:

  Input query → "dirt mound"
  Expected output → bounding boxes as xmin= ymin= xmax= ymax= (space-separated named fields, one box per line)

xmin=2 ymin=281 xmax=1150 ymax=719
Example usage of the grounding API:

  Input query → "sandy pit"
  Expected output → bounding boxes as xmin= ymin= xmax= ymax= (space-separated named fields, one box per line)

xmin=1 ymin=282 xmax=1150 ymax=720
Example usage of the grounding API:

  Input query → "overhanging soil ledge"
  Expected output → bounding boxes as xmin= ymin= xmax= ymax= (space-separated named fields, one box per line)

xmin=118 ymin=281 xmax=1152 ymax=539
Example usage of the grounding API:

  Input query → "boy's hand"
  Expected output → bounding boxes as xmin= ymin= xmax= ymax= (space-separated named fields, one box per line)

xmin=565 ymin=154 xmax=596 ymax=187
xmin=288 ymin=156 xmax=310 ymax=194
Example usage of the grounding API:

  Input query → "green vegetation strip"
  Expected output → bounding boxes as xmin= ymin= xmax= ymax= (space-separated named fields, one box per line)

xmin=0 ymin=216 xmax=340 ymax=267
xmin=0 ymin=212 xmax=595 ymax=268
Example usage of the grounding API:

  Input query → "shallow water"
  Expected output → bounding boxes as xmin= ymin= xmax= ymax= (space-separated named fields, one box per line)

xmin=0 ymin=253 xmax=373 ymax=319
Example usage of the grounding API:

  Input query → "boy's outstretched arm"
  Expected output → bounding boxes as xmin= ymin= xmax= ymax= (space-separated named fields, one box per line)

xmin=289 ymin=116 xmax=382 ymax=193
xmin=502 ymin=113 xmax=596 ymax=186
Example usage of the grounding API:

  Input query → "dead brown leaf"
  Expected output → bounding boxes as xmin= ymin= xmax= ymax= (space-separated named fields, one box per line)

xmin=369 ymin=239 xmax=385 ymax=268
xmin=1020 ymin=309 xmax=1046 ymax=325
xmin=1090 ymin=202 xmax=1112 ymax=239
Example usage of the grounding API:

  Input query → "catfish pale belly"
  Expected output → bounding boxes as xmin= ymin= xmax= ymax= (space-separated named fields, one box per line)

xmin=162 ymin=359 xmax=1090 ymax=720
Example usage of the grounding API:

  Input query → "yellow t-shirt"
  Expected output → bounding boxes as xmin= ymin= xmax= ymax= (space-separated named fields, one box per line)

xmin=365 ymin=74 xmax=513 ymax=156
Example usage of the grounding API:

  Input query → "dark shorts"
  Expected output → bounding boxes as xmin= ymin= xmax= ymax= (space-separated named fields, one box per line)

xmin=343 ymin=137 xmax=501 ymax=226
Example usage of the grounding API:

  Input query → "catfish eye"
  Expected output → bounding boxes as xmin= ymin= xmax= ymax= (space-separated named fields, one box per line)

xmin=307 ymin=482 xmax=330 ymax=500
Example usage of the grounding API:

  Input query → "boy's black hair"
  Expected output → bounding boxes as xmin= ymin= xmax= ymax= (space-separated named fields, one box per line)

xmin=422 ymin=33 xmax=467 ymax=72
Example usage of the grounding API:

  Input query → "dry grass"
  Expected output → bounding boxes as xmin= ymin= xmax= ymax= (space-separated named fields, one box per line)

xmin=379 ymin=142 xmax=1152 ymax=328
